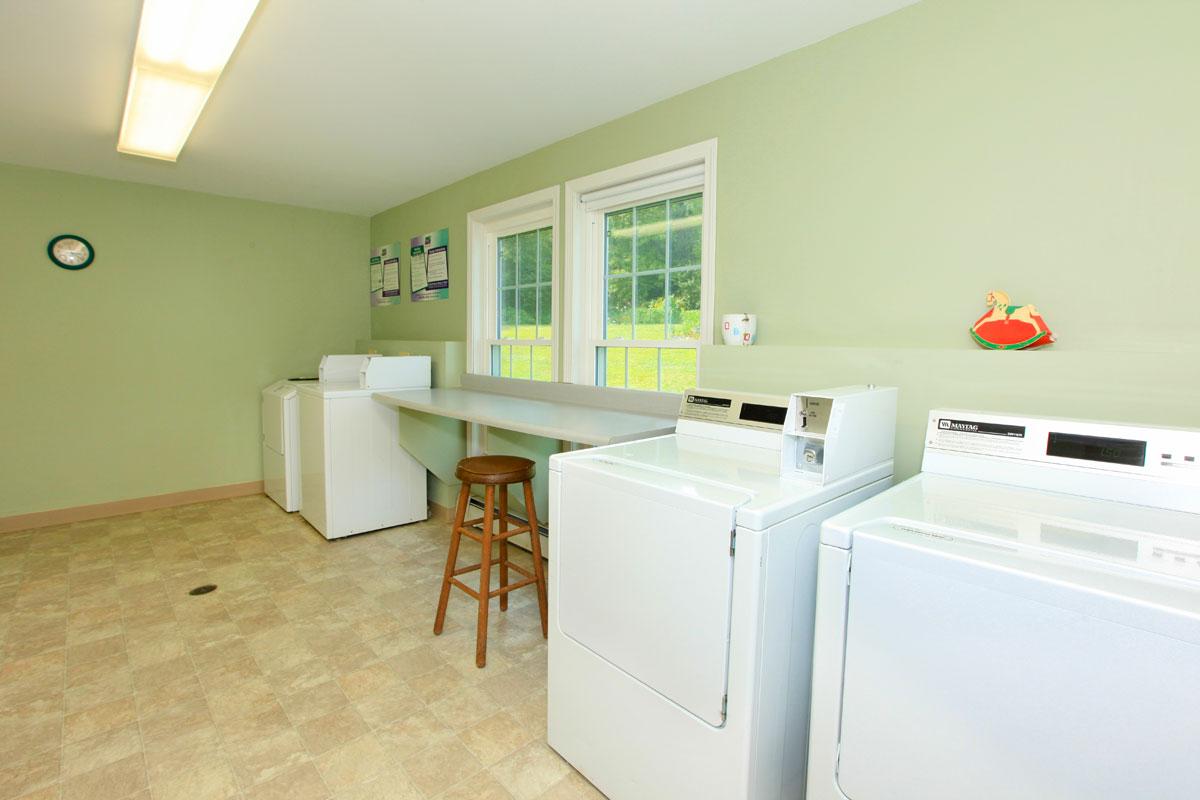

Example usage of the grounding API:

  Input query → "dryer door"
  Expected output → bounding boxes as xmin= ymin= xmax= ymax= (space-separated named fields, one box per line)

xmin=834 ymin=524 xmax=1200 ymax=800
xmin=557 ymin=457 xmax=751 ymax=727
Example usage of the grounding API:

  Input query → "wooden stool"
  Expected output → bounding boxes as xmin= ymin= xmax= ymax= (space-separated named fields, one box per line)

xmin=433 ymin=455 xmax=548 ymax=667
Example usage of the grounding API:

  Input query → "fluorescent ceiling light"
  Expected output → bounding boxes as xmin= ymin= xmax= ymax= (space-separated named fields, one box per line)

xmin=118 ymin=0 xmax=260 ymax=162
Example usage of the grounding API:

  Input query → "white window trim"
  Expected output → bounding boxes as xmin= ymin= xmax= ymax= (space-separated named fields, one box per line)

xmin=466 ymin=186 xmax=560 ymax=380
xmin=562 ymin=139 xmax=717 ymax=388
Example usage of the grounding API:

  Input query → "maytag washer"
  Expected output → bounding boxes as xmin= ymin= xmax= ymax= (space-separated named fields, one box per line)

xmin=807 ymin=409 xmax=1200 ymax=800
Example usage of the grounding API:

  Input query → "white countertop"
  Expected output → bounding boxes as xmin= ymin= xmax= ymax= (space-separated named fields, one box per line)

xmin=372 ymin=387 xmax=677 ymax=446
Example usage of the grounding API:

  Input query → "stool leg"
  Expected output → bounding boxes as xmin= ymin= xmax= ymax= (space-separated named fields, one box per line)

xmin=498 ymin=486 xmax=509 ymax=612
xmin=434 ymin=482 xmax=471 ymax=635
xmin=523 ymin=480 xmax=548 ymax=638
xmin=476 ymin=485 xmax=495 ymax=668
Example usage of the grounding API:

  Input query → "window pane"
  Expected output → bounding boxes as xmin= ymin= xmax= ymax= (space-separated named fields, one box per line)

xmin=606 ymin=275 xmax=632 ymax=340
xmin=598 ymin=346 xmax=627 ymax=388
xmin=537 ymin=226 xmax=553 ymax=283
xmin=532 ymin=345 xmax=552 ymax=382
xmin=668 ymin=194 xmax=703 ymax=270
xmin=499 ymin=288 xmax=517 ymax=339
xmin=667 ymin=267 xmax=701 ymax=340
xmin=498 ymin=235 xmax=516 ymax=287
xmin=517 ymin=230 xmax=537 ymax=285
xmin=536 ymin=284 xmax=552 ymax=340
xmin=660 ymin=348 xmax=697 ymax=393
xmin=518 ymin=285 xmax=537 ymax=339
xmin=628 ymin=347 xmax=659 ymax=391
xmin=605 ymin=210 xmax=633 ymax=275
xmin=512 ymin=345 xmax=533 ymax=380
xmin=495 ymin=345 xmax=512 ymax=378
xmin=634 ymin=201 xmax=667 ymax=273
xmin=635 ymin=272 xmax=665 ymax=340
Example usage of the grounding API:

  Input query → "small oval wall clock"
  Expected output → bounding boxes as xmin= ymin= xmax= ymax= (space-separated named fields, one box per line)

xmin=47 ymin=234 xmax=94 ymax=270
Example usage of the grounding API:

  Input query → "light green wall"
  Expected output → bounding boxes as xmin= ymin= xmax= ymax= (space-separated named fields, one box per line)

xmin=0 ymin=162 xmax=368 ymax=518
xmin=369 ymin=0 xmax=1200 ymax=486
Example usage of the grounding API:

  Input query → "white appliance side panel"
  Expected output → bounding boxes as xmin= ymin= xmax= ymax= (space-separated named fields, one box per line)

xmin=805 ymin=544 xmax=854 ymax=800
xmin=298 ymin=393 xmax=330 ymax=536
xmin=835 ymin=534 xmax=1200 ymax=800
xmin=262 ymin=443 xmax=288 ymax=511
xmin=325 ymin=397 xmax=427 ymax=538
xmin=261 ymin=388 xmax=286 ymax=454
xmin=557 ymin=460 xmax=739 ymax=726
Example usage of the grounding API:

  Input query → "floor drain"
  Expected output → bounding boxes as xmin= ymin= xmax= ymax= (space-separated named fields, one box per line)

xmin=189 ymin=584 xmax=217 ymax=596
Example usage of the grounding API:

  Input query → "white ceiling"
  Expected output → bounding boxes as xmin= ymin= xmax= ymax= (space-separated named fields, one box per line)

xmin=0 ymin=1 xmax=916 ymax=215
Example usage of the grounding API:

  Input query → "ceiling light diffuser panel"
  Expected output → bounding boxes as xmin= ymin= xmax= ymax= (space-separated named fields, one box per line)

xmin=117 ymin=0 xmax=261 ymax=161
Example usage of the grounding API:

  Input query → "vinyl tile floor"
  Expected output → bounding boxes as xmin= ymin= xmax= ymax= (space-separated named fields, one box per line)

xmin=0 ymin=495 xmax=607 ymax=800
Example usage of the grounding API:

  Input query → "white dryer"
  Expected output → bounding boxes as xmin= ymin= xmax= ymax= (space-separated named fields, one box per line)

xmin=807 ymin=410 xmax=1200 ymax=800
xmin=298 ymin=356 xmax=432 ymax=539
xmin=548 ymin=385 xmax=898 ymax=800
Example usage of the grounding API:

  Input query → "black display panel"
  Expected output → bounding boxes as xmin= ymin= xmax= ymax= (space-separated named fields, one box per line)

xmin=739 ymin=403 xmax=788 ymax=426
xmin=1046 ymin=432 xmax=1146 ymax=467
xmin=686 ymin=395 xmax=732 ymax=408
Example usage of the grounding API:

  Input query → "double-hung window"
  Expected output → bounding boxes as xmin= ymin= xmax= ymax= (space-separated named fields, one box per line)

xmin=467 ymin=187 xmax=559 ymax=381
xmin=565 ymin=140 xmax=716 ymax=392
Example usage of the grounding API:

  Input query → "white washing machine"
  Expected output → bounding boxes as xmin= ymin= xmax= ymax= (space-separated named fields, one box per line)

xmin=548 ymin=385 xmax=898 ymax=800
xmin=298 ymin=356 xmax=432 ymax=539
xmin=807 ymin=410 xmax=1200 ymax=800
xmin=261 ymin=379 xmax=307 ymax=512
xmin=260 ymin=356 xmax=372 ymax=513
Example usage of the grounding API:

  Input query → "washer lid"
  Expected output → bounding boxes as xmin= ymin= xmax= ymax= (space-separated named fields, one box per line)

xmin=822 ymin=474 xmax=1200 ymax=580
xmin=552 ymin=433 xmax=878 ymax=530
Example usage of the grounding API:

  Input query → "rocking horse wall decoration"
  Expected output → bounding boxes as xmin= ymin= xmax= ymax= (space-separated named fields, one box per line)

xmin=970 ymin=290 xmax=1055 ymax=350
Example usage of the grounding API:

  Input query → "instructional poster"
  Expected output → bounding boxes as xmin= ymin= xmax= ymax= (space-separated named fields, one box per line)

xmin=410 ymin=227 xmax=450 ymax=302
xmin=371 ymin=242 xmax=403 ymax=306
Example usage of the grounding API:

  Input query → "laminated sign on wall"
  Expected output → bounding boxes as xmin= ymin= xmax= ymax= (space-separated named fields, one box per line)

xmin=370 ymin=242 xmax=404 ymax=306
xmin=410 ymin=227 xmax=450 ymax=302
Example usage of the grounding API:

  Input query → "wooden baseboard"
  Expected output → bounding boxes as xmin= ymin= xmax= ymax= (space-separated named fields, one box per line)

xmin=0 ymin=481 xmax=265 ymax=534
xmin=427 ymin=500 xmax=454 ymax=522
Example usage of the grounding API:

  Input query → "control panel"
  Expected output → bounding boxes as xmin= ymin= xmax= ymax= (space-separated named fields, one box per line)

xmin=923 ymin=410 xmax=1200 ymax=515
xmin=678 ymin=389 xmax=790 ymax=432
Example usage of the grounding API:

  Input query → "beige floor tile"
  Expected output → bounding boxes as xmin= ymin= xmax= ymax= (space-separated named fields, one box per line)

xmin=374 ymin=708 xmax=453 ymax=762
xmin=332 ymin=767 xmax=423 ymax=800
xmin=63 ymin=697 xmax=138 ymax=745
xmin=205 ymin=677 xmax=279 ymax=724
xmin=490 ymin=742 xmax=572 ymax=800
xmin=0 ymin=750 xmax=59 ymax=800
xmin=224 ymin=728 xmax=310 ymax=788
xmin=436 ymin=770 xmax=515 ymax=800
xmin=297 ymin=707 xmax=371 ymax=756
xmin=533 ymin=771 xmax=607 ymax=800
xmin=278 ymin=680 xmax=349 ymax=725
xmin=429 ymin=686 xmax=502 ymax=732
xmin=62 ymin=753 xmax=147 ymax=800
xmin=313 ymin=734 xmax=395 ymax=793
xmin=215 ymin=703 xmax=293 ymax=749
xmin=243 ymin=762 xmax=329 ymax=800
xmin=64 ymin=670 xmax=133 ymax=715
xmin=350 ymin=688 xmax=423 ymax=730
xmin=148 ymin=759 xmax=240 ymax=800
xmin=400 ymin=737 xmax=483 ymax=798
xmin=458 ymin=711 xmax=537 ymax=767
xmin=335 ymin=662 xmax=404 ymax=703
xmin=60 ymin=723 xmax=142 ymax=779
xmin=0 ymin=499 xmax=581 ymax=799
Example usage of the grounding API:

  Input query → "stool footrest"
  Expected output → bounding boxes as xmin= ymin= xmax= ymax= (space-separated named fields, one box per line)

xmin=456 ymin=523 xmax=533 ymax=544
xmin=488 ymin=575 xmax=538 ymax=597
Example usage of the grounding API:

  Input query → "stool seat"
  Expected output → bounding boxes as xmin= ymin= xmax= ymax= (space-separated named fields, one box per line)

xmin=455 ymin=455 xmax=536 ymax=485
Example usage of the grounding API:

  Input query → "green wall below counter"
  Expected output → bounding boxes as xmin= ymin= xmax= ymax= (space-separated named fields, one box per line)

xmin=0 ymin=162 xmax=369 ymax=519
